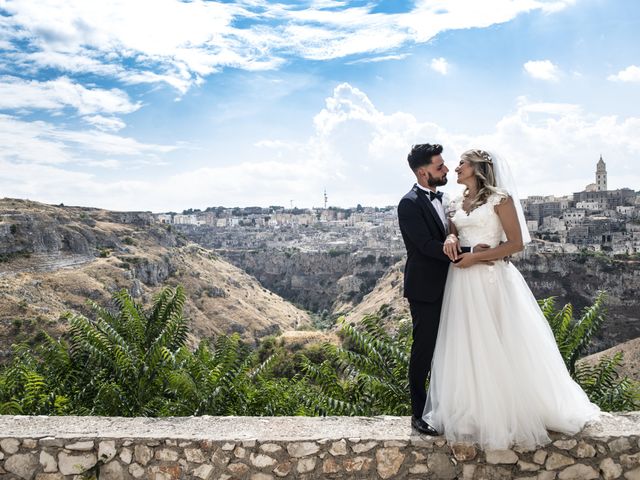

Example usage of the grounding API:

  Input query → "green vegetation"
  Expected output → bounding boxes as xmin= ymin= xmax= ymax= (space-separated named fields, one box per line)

xmin=0 ymin=287 xmax=637 ymax=416
xmin=540 ymin=291 xmax=639 ymax=411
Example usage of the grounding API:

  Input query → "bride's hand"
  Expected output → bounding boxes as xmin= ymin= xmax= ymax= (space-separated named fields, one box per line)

xmin=443 ymin=234 xmax=461 ymax=261
xmin=453 ymin=252 xmax=477 ymax=268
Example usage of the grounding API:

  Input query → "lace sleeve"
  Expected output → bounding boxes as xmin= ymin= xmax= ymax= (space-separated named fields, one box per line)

xmin=446 ymin=195 xmax=463 ymax=219
xmin=488 ymin=189 xmax=509 ymax=207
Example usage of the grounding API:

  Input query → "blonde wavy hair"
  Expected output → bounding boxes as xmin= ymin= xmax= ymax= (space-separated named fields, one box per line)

xmin=461 ymin=149 xmax=506 ymax=213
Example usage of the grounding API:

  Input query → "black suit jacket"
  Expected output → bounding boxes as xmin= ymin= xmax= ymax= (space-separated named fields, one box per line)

xmin=398 ymin=184 xmax=468 ymax=303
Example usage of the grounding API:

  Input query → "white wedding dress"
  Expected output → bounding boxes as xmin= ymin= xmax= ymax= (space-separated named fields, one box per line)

xmin=423 ymin=192 xmax=600 ymax=449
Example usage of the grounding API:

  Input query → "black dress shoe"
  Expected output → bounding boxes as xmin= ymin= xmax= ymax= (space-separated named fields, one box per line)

xmin=411 ymin=416 xmax=439 ymax=436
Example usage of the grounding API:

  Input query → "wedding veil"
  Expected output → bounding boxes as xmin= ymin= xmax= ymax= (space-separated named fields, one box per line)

xmin=487 ymin=151 xmax=532 ymax=245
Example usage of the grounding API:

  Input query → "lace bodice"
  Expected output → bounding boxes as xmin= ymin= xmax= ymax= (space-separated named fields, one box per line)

xmin=448 ymin=192 xmax=508 ymax=248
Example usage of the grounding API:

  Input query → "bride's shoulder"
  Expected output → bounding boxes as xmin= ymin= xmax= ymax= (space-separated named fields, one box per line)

xmin=487 ymin=188 xmax=510 ymax=206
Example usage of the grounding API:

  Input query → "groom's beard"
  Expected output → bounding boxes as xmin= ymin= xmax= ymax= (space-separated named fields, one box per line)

xmin=428 ymin=172 xmax=448 ymax=187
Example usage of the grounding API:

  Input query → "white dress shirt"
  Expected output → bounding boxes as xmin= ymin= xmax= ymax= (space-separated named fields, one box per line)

xmin=416 ymin=184 xmax=448 ymax=234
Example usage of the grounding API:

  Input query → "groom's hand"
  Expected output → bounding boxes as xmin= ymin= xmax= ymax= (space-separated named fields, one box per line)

xmin=443 ymin=234 xmax=461 ymax=261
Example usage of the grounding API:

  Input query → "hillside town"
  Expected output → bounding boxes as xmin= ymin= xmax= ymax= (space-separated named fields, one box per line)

xmin=156 ymin=157 xmax=639 ymax=256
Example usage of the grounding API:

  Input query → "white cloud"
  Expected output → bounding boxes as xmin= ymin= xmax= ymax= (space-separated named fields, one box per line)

xmin=524 ymin=60 xmax=560 ymax=81
xmin=0 ymin=76 xmax=140 ymax=115
xmin=608 ymin=65 xmax=640 ymax=82
xmin=430 ymin=57 xmax=449 ymax=75
xmin=83 ymin=115 xmax=126 ymax=132
xmin=5 ymin=83 xmax=638 ymax=211
xmin=0 ymin=114 xmax=174 ymax=166
xmin=0 ymin=0 xmax=573 ymax=93
xmin=346 ymin=53 xmax=411 ymax=65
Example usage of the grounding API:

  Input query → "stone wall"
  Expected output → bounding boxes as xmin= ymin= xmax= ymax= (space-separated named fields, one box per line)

xmin=0 ymin=414 xmax=639 ymax=479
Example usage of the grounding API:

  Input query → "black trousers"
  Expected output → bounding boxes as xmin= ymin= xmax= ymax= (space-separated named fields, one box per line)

xmin=408 ymin=296 xmax=443 ymax=419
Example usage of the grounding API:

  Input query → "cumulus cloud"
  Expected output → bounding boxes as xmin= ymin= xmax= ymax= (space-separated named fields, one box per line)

xmin=430 ymin=57 xmax=449 ymax=75
xmin=524 ymin=60 xmax=560 ymax=81
xmin=608 ymin=65 xmax=640 ymax=82
xmin=0 ymin=0 xmax=573 ymax=93
xmin=5 ymin=83 xmax=638 ymax=211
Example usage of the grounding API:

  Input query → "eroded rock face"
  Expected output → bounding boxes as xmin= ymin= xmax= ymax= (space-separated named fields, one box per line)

xmin=0 ymin=199 xmax=313 ymax=359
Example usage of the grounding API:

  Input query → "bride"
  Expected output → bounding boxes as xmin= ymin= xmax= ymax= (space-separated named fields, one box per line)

xmin=422 ymin=149 xmax=600 ymax=449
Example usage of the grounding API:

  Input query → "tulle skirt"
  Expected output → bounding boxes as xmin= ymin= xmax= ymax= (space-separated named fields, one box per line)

xmin=423 ymin=261 xmax=600 ymax=449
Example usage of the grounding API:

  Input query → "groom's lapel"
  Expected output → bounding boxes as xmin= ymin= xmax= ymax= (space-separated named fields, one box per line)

xmin=413 ymin=185 xmax=446 ymax=238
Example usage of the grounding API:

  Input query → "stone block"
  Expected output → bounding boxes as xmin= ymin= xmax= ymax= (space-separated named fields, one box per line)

xmin=287 ymin=442 xmax=320 ymax=457
xmin=518 ymin=460 xmax=540 ymax=472
xmin=533 ymin=450 xmax=547 ymax=465
xmin=621 ymin=453 xmax=640 ymax=468
xmin=536 ymin=471 xmax=557 ymax=480
xmin=65 ymin=440 xmax=94 ymax=451
xmin=545 ymin=453 xmax=574 ymax=470
xmin=58 ymin=451 xmax=97 ymax=475
xmin=40 ymin=450 xmax=57 ymax=473
xmin=273 ymin=460 xmax=292 ymax=477
xmin=599 ymin=458 xmax=623 ymax=480
xmin=322 ymin=457 xmax=341 ymax=474
xmin=39 ymin=438 xmax=64 ymax=448
xmin=557 ymin=464 xmax=599 ymax=480
xmin=409 ymin=463 xmax=430 ymax=474
xmin=134 ymin=444 xmax=153 ymax=465
xmin=260 ymin=443 xmax=282 ymax=453
xmin=128 ymin=463 xmax=145 ymax=478
xmin=98 ymin=440 xmax=117 ymax=462
xmin=296 ymin=457 xmax=317 ymax=473
xmin=625 ymin=467 xmax=640 ymax=480
xmin=553 ymin=439 xmax=577 ymax=450
xmin=184 ymin=448 xmax=207 ymax=463
xmin=211 ymin=448 xmax=230 ymax=469
xmin=227 ymin=462 xmax=250 ymax=476
xmin=22 ymin=439 xmax=37 ymax=449
xmin=486 ymin=449 xmax=519 ymax=464
xmin=573 ymin=441 xmax=596 ymax=458
xmin=343 ymin=456 xmax=372 ymax=473
xmin=329 ymin=439 xmax=348 ymax=456
xmin=192 ymin=463 xmax=214 ymax=479
xmin=100 ymin=460 xmax=125 ymax=480
xmin=451 ymin=442 xmax=477 ymax=461
xmin=609 ymin=438 xmax=632 ymax=454
xmin=155 ymin=448 xmax=179 ymax=462
xmin=5 ymin=452 xmax=39 ymax=479
xmin=119 ymin=447 xmax=132 ymax=464
xmin=472 ymin=465 xmax=514 ymax=480
xmin=149 ymin=464 xmax=182 ymax=480
xmin=249 ymin=453 xmax=276 ymax=468
xmin=427 ymin=452 xmax=456 ymax=480
xmin=377 ymin=447 xmax=406 ymax=479
xmin=0 ymin=438 xmax=20 ymax=454
xmin=351 ymin=440 xmax=377 ymax=453
xmin=233 ymin=446 xmax=246 ymax=459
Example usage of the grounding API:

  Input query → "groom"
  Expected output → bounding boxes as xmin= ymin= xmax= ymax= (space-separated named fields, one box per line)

xmin=397 ymin=144 xmax=486 ymax=435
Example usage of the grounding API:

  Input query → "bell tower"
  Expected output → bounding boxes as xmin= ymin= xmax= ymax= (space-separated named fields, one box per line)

xmin=596 ymin=155 xmax=607 ymax=192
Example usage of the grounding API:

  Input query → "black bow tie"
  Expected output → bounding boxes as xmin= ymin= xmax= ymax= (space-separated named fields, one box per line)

xmin=424 ymin=190 xmax=443 ymax=202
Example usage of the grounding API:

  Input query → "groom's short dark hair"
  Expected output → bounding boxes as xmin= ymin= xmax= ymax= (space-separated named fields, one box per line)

xmin=408 ymin=144 xmax=443 ymax=171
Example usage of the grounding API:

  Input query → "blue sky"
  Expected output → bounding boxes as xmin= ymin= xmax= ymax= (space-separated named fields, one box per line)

xmin=0 ymin=0 xmax=639 ymax=212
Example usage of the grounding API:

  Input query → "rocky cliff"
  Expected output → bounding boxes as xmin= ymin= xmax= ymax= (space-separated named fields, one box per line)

xmin=0 ymin=199 xmax=311 ymax=359
xmin=219 ymin=248 xmax=402 ymax=314
xmin=345 ymin=254 xmax=640 ymax=355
